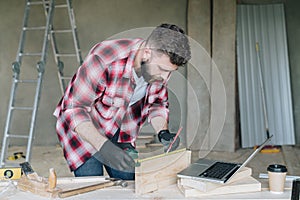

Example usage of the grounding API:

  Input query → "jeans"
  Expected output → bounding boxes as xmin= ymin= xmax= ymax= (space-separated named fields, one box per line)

xmin=74 ymin=156 xmax=135 ymax=180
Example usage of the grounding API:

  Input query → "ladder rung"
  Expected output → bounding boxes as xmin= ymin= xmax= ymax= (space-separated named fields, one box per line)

xmin=55 ymin=4 xmax=68 ymax=8
xmin=16 ymin=79 xmax=38 ymax=83
xmin=19 ymin=52 xmax=42 ymax=56
xmin=56 ymin=53 xmax=77 ymax=57
xmin=28 ymin=1 xmax=50 ymax=5
xmin=51 ymin=29 xmax=72 ymax=33
xmin=7 ymin=134 xmax=30 ymax=139
xmin=11 ymin=106 xmax=34 ymax=111
xmin=23 ymin=26 xmax=46 ymax=31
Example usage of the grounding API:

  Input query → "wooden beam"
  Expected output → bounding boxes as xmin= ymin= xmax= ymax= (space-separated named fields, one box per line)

xmin=178 ymin=176 xmax=261 ymax=197
xmin=179 ymin=167 xmax=252 ymax=192
xmin=135 ymin=149 xmax=191 ymax=195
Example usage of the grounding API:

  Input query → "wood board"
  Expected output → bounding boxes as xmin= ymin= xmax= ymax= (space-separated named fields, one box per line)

xmin=179 ymin=167 xmax=252 ymax=192
xmin=135 ymin=149 xmax=191 ymax=195
xmin=178 ymin=176 xmax=261 ymax=197
xmin=17 ymin=174 xmax=61 ymax=198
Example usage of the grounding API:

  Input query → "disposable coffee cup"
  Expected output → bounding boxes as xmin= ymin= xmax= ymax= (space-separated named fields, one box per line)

xmin=267 ymin=164 xmax=287 ymax=193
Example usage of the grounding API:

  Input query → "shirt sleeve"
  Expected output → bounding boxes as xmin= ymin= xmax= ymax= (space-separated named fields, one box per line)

xmin=59 ymin=53 xmax=107 ymax=131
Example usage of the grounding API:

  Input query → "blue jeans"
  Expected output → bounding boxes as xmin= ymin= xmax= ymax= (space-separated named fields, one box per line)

xmin=74 ymin=156 xmax=135 ymax=180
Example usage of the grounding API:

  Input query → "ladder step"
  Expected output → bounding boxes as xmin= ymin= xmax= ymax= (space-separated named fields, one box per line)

xmin=16 ymin=79 xmax=38 ymax=83
xmin=28 ymin=1 xmax=50 ymax=6
xmin=56 ymin=53 xmax=77 ymax=57
xmin=55 ymin=4 xmax=68 ymax=8
xmin=19 ymin=52 xmax=42 ymax=56
xmin=51 ymin=29 xmax=72 ymax=33
xmin=7 ymin=134 xmax=30 ymax=139
xmin=11 ymin=106 xmax=34 ymax=111
xmin=23 ymin=26 xmax=46 ymax=31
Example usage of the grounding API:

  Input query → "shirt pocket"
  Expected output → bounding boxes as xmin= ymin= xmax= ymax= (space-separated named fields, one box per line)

xmin=95 ymin=94 xmax=125 ymax=119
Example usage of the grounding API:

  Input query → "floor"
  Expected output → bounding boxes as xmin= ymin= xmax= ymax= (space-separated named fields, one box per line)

xmin=4 ymin=143 xmax=300 ymax=180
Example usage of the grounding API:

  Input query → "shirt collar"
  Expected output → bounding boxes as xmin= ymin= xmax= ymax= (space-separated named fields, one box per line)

xmin=123 ymin=39 xmax=144 ymax=78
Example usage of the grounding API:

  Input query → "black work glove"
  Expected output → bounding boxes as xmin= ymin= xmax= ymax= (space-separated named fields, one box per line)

xmin=93 ymin=140 xmax=135 ymax=173
xmin=158 ymin=129 xmax=180 ymax=153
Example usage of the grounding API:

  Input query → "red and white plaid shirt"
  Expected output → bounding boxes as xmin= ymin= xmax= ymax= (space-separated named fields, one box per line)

xmin=53 ymin=38 xmax=169 ymax=171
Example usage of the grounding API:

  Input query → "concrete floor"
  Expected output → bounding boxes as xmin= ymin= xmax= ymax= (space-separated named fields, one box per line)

xmin=5 ymin=144 xmax=300 ymax=180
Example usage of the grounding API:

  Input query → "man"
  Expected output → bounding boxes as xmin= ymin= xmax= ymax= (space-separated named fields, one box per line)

xmin=53 ymin=23 xmax=191 ymax=180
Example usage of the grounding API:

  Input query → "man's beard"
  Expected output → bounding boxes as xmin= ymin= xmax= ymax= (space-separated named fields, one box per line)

xmin=140 ymin=61 xmax=163 ymax=83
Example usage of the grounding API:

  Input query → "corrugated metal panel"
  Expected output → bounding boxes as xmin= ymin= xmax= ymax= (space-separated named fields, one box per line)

xmin=237 ymin=4 xmax=295 ymax=147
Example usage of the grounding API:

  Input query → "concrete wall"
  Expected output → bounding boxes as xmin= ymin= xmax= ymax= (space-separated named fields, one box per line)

xmin=212 ymin=0 xmax=237 ymax=151
xmin=0 ymin=0 xmax=187 ymax=146
xmin=187 ymin=0 xmax=237 ymax=153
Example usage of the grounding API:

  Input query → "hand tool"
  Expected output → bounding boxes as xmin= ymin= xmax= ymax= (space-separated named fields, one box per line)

xmin=48 ymin=168 xmax=57 ymax=191
xmin=255 ymin=42 xmax=280 ymax=153
xmin=19 ymin=161 xmax=42 ymax=181
xmin=0 ymin=167 xmax=22 ymax=180
xmin=166 ymin=126 xmax=183 ymax=153
xmin=17 ymin=163 xmax=60 ymax=198
xmin=7 ymin=152 xmax=25 ymax=160
xmin=58 ymin=177 xmax=128 ymax=198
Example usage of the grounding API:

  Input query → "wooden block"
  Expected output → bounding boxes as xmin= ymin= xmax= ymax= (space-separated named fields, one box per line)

xmin=135 ymin=149 xmax=191 ymax=195
xmin=17 ymin=175 xmax=61 ymax=198
xmin=57 ymin=176 xmax=110 ymax=191
xmin=57 ymin=176 xmax=108 ymax=185
xmin=179 ymin=167 xmax=252 ymax=192
xmin=178 ymin=176 xmax=261 ymax=197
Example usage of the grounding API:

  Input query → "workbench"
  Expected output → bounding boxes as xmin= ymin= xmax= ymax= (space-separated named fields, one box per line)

xmin=2 ymin=181 xmax=293 ymax=200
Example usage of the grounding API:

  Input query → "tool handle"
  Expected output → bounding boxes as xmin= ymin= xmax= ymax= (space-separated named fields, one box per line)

xmin=48 ymin=168 xmax=57 ymax=190
xmin=58 ymin=181 xmax=114 ymax=198
xmin=256 ymin=42 xmax=259 ymax=52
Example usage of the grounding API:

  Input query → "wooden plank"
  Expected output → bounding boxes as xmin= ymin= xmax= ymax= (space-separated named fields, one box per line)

xmin=57 ymin=176 xmax=108 ymax=184
xmin=57 ymin=176 xmax=110 ymax=191
xmin=178 ymin=176 xmax=261 ymax=197
xmin=135 ymin=149 xmax=191 ymax=195
xmin=58 ymin=180 xmax=115 ymax=198
xmin=135 ymin=134 xmax=155 ymax=149
xmin=17 ymin=175 xmax=61 ymax=198
xmin=179 ymin=167 xmax=252 ymax=192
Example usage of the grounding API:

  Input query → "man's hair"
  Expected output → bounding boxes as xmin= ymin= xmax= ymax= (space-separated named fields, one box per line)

xmin=146 ymin=23 xmax=191 ymax=66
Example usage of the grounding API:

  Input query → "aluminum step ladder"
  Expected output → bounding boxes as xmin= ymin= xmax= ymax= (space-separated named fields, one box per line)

xmin=50 ymin=0 xmax=83 ymax=94
xmin=0 ymin=0 xmax=82 ymax=167
xmin=0 ymin=0 xmax=55 ymax=167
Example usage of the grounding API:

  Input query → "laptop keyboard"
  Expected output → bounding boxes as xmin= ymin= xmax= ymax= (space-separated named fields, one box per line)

xmin=199 ymin=162 xmax=238 ymax=179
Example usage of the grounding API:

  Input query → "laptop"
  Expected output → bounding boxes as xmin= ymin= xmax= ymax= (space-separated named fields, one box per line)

xmin=177 ymin=135 xmax=272 ymax=184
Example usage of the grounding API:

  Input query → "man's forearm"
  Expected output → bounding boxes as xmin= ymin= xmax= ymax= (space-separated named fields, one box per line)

xmin=75 ymin=121 xmax=108 ymax=150
xmin=151 ymin=116 xmax=168 ymax=133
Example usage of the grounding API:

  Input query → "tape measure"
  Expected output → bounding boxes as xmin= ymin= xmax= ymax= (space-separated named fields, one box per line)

xmin=0 ymin=167 xmax=22 ymax=180
xmin=7 ymin=152 xmax=25 ymax=160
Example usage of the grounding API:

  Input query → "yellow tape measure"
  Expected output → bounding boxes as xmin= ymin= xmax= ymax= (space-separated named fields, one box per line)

xmin=7 ymin=152 xmax=25 ymax=161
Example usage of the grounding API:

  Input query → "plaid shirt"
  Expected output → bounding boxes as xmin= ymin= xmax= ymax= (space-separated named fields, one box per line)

xmin=53 ymin=38 xmax=169 ymax=171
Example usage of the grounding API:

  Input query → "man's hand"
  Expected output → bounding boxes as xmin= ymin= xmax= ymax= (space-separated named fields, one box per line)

xmin=158 ymin=129 xmax=180 ymax=152
xmin=93 ymin=140 xmax=135 ymax=173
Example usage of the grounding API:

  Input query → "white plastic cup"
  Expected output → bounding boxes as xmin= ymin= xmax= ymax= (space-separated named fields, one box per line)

xmin=267 ymin=164 xmax=287 ymax=194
